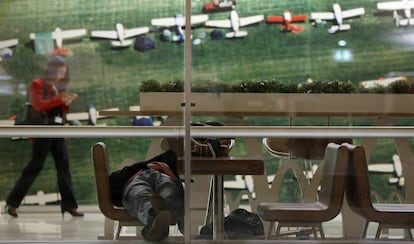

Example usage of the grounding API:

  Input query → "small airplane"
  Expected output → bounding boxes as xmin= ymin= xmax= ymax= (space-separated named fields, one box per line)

xmin=368 ymin=154 xmax=405 ymax=187
xmin=267 ymin=10 xmax=307 ymax=33
xmin=386 ymin=71 xmax=414 ymax=77
xmin=358 ymin=76 xmax=406 ymax=88
xmin=65 ymin=105 xmax=119 ymax=126
xmin=5 ymin=104 xmax=117 ymax=141
xmin=205 ymin=10 xmax=264 ymax=38
xmin=6 ymin=105 xmax=118 ymax=141
xmin=91 ymin=23 xmax=150 ymax=47
xmin=0 ymin=74 xmax=13 ymax=81
xmin=151 ymin=14 xmax=209 ymax=42
xmin=29 ymin=27 xmax=87 ymax=55
xmin=0 ymin=118 xmax=15 ymax=126
xmin=0 ymin=39 xmax=18 ymax=51
xmin=0 ymin=82 xmax=26 ymax=96
xmin=377 ymin=0 xmax=414 ymax=26
xmin=202 ymin=0 xmax=236 ymax=13
xmin=0 ymin=39 xmax=19 ymax=61
xmin=310 ymin=3 xmax=365 ymax=33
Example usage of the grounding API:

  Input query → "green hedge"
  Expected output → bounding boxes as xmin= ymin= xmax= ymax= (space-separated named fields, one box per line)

xmin=139 ymin=78 xmax=414 ymax=94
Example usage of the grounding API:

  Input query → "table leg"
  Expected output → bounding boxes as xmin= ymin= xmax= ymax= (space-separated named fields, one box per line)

xmin=213 ymin=175 xmax=224 ymax=240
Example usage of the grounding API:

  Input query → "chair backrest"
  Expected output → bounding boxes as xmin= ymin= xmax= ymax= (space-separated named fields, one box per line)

xmin=91 ymin=142 xmax=139 ymax=221
xmin=287 ymin=138 xmax=353 ymax=160
xmin=262 ymin=137 xmax=290 ymax=158
xmin=344 ymin=143 xmax=376 ymax=217
xmin=317 ymin=143 xmax=349 ymax=215
xmin=346 ymin=143 xmax=414 ymax=227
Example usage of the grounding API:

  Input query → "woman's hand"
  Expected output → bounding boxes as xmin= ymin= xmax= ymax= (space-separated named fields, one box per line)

xmin=60 ymin=91 xmax=78 ymax=106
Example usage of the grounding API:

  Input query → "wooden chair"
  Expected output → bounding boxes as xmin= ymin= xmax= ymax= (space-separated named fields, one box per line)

xmin=287 ymin=138 xmax=352 ymax=181
xmin=344 ymin=143 xmax=414 ymax=240
xmin=257 ymin=143 xmax=349 ymax=239
xmin=91 ymin=142 xmax=143 ymax=240
xmin=263 ymin=137 xmax=290 ymax=159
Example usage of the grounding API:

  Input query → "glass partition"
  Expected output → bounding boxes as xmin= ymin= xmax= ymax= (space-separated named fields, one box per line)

xmin=1 ymin=0 xmax=414 ymax=242
xmin=0 ymin=0 xmax=189 ymax=241
xmin=187 ymin=0 xmax=414 ymax=242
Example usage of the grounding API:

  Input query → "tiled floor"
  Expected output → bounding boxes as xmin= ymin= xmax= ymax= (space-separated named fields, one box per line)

xmin=0 ymin=204 xmax=411 ymax=244
xmin=0 ymin=205 xmax=104 ymax=241
xmin=0 ymin=204 xmax=188 ymax=243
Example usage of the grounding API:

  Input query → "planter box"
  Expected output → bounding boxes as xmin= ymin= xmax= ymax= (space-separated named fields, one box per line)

xmin=139 ymin=92 xmax=414 ymax=117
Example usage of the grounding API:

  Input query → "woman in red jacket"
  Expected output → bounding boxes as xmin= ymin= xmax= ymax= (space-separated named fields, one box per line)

xmin=5 ymin=56 xmax=83 ymax=218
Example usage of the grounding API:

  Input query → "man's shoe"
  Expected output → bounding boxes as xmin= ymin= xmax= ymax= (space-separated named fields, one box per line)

xmin=142 ymin=210 xmax=171 ymax=242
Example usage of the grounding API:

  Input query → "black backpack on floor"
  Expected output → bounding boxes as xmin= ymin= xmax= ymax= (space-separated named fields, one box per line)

xmin=198 ymin=208 xmax=264 ymax=240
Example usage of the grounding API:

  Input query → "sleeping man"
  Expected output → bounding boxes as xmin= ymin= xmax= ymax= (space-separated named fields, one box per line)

xmin=109 ymin=149 xmax=184 ymax=241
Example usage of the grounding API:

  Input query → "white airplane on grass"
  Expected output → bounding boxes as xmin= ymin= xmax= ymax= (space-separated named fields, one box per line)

xmin=358 ymin=76 xmax=406 ymax=88
xmin=386 ymin=71 xmax=414 ymax=77
xmin=0 ymin=39 xmax=18 ymax=50
xmin=0 ymin=39 xmax=18 ymax=61
xmin=0 ymin=117 xmax=15 ymax=126
xmin=368 ymin=154 xmax=405 ymax=187
xmin=0 ymin=74 xmax=12 ymax=80
xmin=29 ymin=27 xmax=87 ymax=55
xmin=151 ymin=14 xmax=209 ymax=42
xmin=224 ymin=175 xmax=251 ymax=190
xmin=91 ymin=23 xmax=150 ymax=47
xmin=6 ymin=105 xmax=115 ymax=127
xmin=66 ymin=105 xmax=119 ymax=126
xmin=205 ymin=10 xmax=264 ymax=38
xmin=310 ymin=3 xmax=365 ymax=33
xmin=5 ymin=105 xmax=118 ymax=141
xmin=377 ymin=0 xmax=414 ymax=26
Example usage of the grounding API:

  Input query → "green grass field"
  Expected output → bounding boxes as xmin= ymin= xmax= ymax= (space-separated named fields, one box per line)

xmin=2 ymin=0 xmax=413 ymax=91
xmin=0 ymin=0 xmax=411 ymax=203
xmin=1 ymin=0 xmax=414 ymax=112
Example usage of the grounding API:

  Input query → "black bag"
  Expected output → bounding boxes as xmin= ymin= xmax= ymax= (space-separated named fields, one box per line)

xmin=190 ymin=121 xmax=234 ymax=157
xmin=164 ymin=121 xmax=234 ymax=158
xmin=15 ymin=103 xmax=47 ymax=125
xmin=198 ymin=208 xmax=265 ymax=240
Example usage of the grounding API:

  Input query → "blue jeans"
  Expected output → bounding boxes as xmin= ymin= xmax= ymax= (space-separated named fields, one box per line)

xmin=122 ymin=169 xmax=184 ymax=225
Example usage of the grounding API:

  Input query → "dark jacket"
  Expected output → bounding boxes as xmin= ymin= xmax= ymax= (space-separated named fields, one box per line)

xmin=109 ymin=149 xmax=182 ymax=206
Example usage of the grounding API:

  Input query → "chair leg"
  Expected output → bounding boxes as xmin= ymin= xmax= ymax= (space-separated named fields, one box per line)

xmin=311 ymin=227 xmax=318 ymax=239
xmin=275 ymin=223 xmax=282 ymax=238
xmin=362 ymin=220 xmax=369 ymax=239
xmin=318 ymin=224 xmax=325 ymax=239
xmin=375 ymin=224 xmax=383 ymax=240
xmin=405 ymin=228 xmax=413 ymax=240
xmin=114 ymin=222 xmax=122 ymax=240
xmin=266 ymin=222 xmax=275 ymax=240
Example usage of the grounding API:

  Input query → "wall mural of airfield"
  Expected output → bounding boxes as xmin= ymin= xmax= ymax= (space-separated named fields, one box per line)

xmin=0 ymin=0 xmax=413 ymax=203
xmin=1 ymin=0 xmax=414 ymax=107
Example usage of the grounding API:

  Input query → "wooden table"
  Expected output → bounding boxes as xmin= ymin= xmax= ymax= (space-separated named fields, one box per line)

xmin=178 ymin=157 xmax=264 ymax=240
